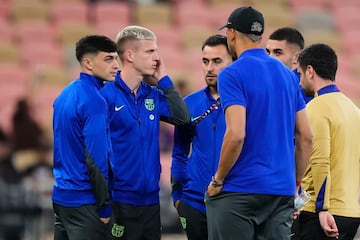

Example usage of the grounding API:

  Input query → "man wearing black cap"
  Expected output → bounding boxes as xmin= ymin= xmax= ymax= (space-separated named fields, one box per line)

xmin=205 ymin=6 xmax=313 ymax=240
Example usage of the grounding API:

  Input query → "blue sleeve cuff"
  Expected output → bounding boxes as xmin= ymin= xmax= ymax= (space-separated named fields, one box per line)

xmin=98 ymin=204 xmax=112 ymax=218
xmin=172 ymin=190 xmax=182 ymax=204
xmin=158 ymin=75 xmax=173 ymax=90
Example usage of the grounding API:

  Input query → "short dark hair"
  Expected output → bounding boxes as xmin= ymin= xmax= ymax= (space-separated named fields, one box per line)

xmin=75 ymin=35 xmax=118 ymax=62
xmin=269 ymin=27 xmax=304 ymax=50
xmin=202 ymin=34 xmax=236 ymax=60
xmin=298 ymin=43 xmax=337 ymax=81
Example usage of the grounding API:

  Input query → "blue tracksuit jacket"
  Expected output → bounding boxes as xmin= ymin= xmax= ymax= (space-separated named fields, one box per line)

xmin=100 ymin=71 xmax=190 ymax=206
xmin=171 ymin=87 xmax=225 ymax=213
xmin=52 ymin=72 xmax=112 ymax=218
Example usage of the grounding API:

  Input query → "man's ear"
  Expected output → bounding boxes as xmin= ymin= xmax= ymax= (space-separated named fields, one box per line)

xmin=228 ymin=28 xmax=236 ymax=42
xmin=306 ymin=65 xmax=315 ymax=79
xmin=82 ymin=56 xmax=92 ymax=70
xmin=293 ymin=51 xmax=300 ymax=65
xmin=124 ymin=49 xmax=134 ymax=63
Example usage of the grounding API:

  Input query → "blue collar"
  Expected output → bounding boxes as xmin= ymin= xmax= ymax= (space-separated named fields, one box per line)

xmin=317 ymin=84 xmax=339 ymax=97
xmin=80 ymin=72 xmax=104 ymax=89
xmin=114 ymin=70 xmax=148 ymax=96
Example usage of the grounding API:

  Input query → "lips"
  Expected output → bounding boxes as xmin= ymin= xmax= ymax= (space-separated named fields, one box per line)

xmin=206 ymin=75 xmax=216 ymax=78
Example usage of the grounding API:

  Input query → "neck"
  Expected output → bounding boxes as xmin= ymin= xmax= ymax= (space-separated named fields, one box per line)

xmin=209 ymin=86 xmax=219 ymax=100
xmin=120 ymin=67 xmax=143 ymax=94
xmin=235 ymin=37 xmax=260 ymax=57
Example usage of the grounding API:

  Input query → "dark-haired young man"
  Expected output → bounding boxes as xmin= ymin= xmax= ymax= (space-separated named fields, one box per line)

xmin=266 ymin=27 xmax=313 ymax=103
xmin=52 ymin=35 xmax=119 ymax=240
xmin=297 ymin=43 xmax=360 ymax=240
xmin=171 ymin=34 xmax=234 ymax=240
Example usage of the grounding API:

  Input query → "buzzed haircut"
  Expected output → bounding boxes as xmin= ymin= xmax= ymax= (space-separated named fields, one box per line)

xmin=75 ymin=35 xmax=118 ymax=62
xmin=269 ymin=27 xmax=305 ymax=50
xmin=116 ymin=25 xmax=156 ymax=56
xmin=298 ymin=43 xmax=337 ymax=81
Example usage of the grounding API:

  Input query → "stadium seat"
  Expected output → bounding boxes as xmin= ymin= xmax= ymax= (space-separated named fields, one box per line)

xmin=0 ymin=63 xmax=31 ymax=87
xmin=302 ymin=29 xmax=342 ymax=53
xmin=135 ymin=2 xmax=173 ymax=27
xmin=57 ymin=23 xmax=94 ymax=47
xmin=95 ymin=21 xmax=122 ymax=40
xmin=91 ymin=1 xmax=131 ymax=26
xmin=50 ymin=1 xmax=89 ymax=27
xmin=10 ymin=0 xmax=50 ymax=23
xmin=31 ymin=65 xmax=70 ymax=87
xmin=14 ymin=21 xmax=56 ymax=45
xmin=20 ymin=41 xmax=64 ymax=69
xmin=332 ymin=5 xmax=360 ymax=33
xmin=296 ymin=8 xmax=334 ymax=32
xmin=246 ymin=1 xmax=294 ymax=29
xmin=174 ymin=1 xmax=214 ymax=29
xmin=0 ymin=19 xmax=14 ymax=44
xmin=179 ymin=26 xmax=216 ymax=49
xmin=0 ymin=42 xmax=20 ymax=64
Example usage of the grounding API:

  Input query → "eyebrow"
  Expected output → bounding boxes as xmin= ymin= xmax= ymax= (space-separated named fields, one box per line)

xmin=104 ymin=54 xmax=118 ymax=60
xmin=273 ymin=48 xmax=284 ymax=52
xmin=202 ymin=57 xmax=222 ymax=61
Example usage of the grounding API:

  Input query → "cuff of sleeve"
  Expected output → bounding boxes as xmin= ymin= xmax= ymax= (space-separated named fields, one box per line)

xmin=172 ymin=190 xmax=181 ymax=204
xmin=158 ymin=75 xmax=173 ymax=90
xmin=316 ymin=209 xmax=328 ymax=213
xmin=98 ymin=204 xmax=112 ymax=218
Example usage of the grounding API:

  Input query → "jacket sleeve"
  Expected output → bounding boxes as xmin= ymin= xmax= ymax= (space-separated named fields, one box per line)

xmin=308 ymin=105 xmax=331 ymax=211
xmin=157 ymin=76 xmax=191 ymax=126
xmin=83 ymin=103 xmax=111 ymax=218
xmin=171 ymin=123 xmax=193 ymax=203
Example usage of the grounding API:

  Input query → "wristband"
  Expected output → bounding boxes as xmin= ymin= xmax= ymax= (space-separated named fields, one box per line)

xmin=211 ymin=176 xmax=223 ymax=187
xmin=296 ymin=181 xmax=301 ymax=187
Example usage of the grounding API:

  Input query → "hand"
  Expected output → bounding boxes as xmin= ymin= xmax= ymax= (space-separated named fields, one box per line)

xmin=206 ymin=183 xmax=223 ymax=197
xmin=318 ymin=211 xmax=339 ymax=239
xmin=174 ymin=200 xmax=180 ymax=210
xmin=152 ymin=58 xmax=166 ymax=81
xmin=292 ymin=208 xmax=300 ymax=220
xmin=143 ymin=75 xmax=158 ymax=86
xmin=100 ymin=217 xmax=110 ymax=224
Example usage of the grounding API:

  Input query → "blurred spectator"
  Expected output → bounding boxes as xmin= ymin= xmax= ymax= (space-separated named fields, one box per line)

xmin=175 ymin=78 xmax=192 ymax=98
xmin=0 ymin=127 xmax=37 ymax=240
xmin=11 ymin=98 xmax=46 ymax=152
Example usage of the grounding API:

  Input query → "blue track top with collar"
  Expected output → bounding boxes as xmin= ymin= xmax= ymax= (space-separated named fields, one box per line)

xmin=100 ymin=71 xmax=190 ymax=206
xmin=171 ymin=87 xmax=225 ymax=213
xmin=52 ymin=72 xmax=112 ymax=218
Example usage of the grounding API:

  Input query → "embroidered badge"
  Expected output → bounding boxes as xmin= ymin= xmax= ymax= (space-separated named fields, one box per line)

xmin=144 ymin=98 xmax=155 ymax=111
xmin=111 ymin=224 xmax=124 ymax=238
xmin=180 ymin=217 xmax=187 ymax=230
xmin=251 ymin=22 xmax=263 ymax=33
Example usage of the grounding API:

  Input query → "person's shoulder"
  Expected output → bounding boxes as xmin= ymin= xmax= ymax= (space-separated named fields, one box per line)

xmin=184 ymin=88 xmax=206 ymax=101
xmin=101 ymin=81 xmax=116 ymax=90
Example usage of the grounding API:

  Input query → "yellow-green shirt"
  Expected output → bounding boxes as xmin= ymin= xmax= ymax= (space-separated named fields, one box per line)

xmin=302 ymin=85 xmax=360 ymax=218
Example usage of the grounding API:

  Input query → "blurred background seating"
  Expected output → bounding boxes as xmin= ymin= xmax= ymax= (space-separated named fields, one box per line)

xmin=0 ymin=0 xmax=359 ymax=239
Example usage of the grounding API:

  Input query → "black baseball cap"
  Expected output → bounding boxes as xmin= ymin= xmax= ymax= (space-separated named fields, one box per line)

xmin=219 ymin=6 xmax=264 ymax=36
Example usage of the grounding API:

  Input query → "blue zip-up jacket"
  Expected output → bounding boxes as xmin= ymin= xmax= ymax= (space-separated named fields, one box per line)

xmin=171 ymin=87 xmax=225 ymax=213
xmin=52 ymin=72 xmax=112 ymax=218
xmin=100 ymin=71 xmax=190 ymax=206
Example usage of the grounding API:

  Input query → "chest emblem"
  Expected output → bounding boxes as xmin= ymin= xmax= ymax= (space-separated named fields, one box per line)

xmin=144 ymin=98 xmax=155 ymax=111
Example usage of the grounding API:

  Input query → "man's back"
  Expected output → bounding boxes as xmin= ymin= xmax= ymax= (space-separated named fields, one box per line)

xmin=219 ymin=48 xmax=305 ymax=196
